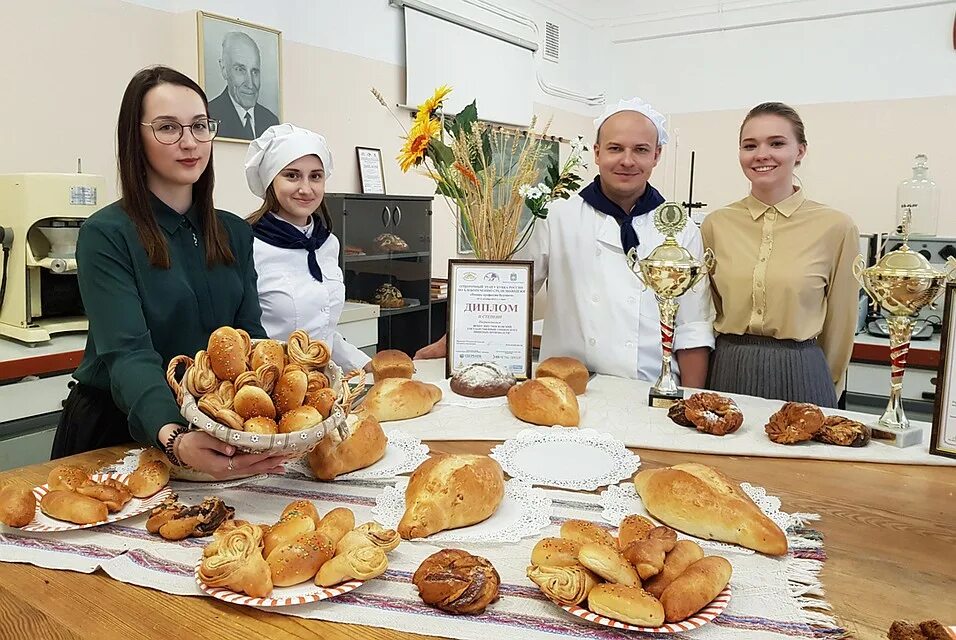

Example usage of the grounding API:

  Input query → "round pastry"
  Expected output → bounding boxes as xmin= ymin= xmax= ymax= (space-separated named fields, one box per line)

xmin=683 ymin=392 xmax=743 ymax=436
xmin=413 ymin=549 xmax=500 ymax=615
xmin=374 ymin=283 xmax=404 ymax=308
xmin=450 ymin=363 xmax=517 ymax=398
xmin=0 ymin=486 xmax=37 ymax=528
xmin=373 ymin=233 xmax=409 ymax=252
xmin=535 ymin=356 xmax=589 ymax=395
xmin=815 ymin=416 xmax=871 ymax=447
xmin=666 ymin=400 xmax=694 ymax=428
xmin=765 ymin=402 xmax=825 ymax=444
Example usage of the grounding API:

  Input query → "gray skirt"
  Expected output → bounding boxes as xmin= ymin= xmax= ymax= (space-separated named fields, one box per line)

xmin=707 ymin=334 xmax=838 ymax=408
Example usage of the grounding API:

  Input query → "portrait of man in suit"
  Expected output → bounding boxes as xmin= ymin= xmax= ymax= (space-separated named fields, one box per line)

xmin=200 ymin=13 xmax=281 ymax=142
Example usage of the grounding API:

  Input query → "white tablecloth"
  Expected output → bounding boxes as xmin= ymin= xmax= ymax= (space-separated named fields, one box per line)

xmin=402 ymin=360 xmax=955 ymax=466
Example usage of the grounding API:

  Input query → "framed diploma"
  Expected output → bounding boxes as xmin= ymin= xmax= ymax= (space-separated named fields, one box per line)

xmin=446 ymin=260 xmax=534 ymax=379
xmin=931 ymin=282 xmax=956 ymax=459
xmin=356 ymin=147 xmax=386 ymax=194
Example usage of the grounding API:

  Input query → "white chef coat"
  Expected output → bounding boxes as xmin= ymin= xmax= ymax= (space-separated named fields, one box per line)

xmin=253 ymin=216 xmax=371 ymax=372
xmin=517 ymin=195 xmax=715 ymax=381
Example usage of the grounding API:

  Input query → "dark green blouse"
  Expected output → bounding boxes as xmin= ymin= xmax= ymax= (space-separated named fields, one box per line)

xmin=73 ymin=194 xmax=266 ymax=447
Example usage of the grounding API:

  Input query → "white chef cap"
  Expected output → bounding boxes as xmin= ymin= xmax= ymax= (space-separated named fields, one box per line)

xmin=244 ymin=123 xmax=334 ymax=198
xmin=593 ymin=97 xmax=669 ymax=146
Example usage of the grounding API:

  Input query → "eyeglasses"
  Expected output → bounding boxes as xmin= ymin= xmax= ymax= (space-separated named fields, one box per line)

xmin=140 ymin=118 xmax=219 ymax=144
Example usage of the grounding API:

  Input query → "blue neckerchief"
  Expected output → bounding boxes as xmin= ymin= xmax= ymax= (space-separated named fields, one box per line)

xmin=252 ymin=212 xmax=330 ymax=282
xmin=579 ymin=176 xmax=665 ymax=253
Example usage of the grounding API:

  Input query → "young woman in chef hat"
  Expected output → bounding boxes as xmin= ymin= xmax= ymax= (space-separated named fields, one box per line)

xmin=244 ymin=124 xmax=372 ymax=372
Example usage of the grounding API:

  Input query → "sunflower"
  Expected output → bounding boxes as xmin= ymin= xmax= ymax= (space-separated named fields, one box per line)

xmin=418 ymin=85 xmax=452 ymax=118
xmin=397 ymin=116 xmax=441 ymax=172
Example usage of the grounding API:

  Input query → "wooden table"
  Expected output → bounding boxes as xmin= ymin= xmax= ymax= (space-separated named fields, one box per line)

xmin=0 ymin=443 xmax=953 ymax=640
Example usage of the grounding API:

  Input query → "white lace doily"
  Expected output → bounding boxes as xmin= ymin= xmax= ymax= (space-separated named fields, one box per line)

xmin=598 ymin=482 xmax=799 ymax=555
xmin=285 ymin=431 xmax=430 ymax=482
xmin=489 ymin=428 xmax=640 ymax=490
xmin=371 ymin=478 xmax=552 ymax=543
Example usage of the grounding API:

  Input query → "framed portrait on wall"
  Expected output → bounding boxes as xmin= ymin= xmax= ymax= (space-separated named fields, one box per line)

xmin=197 ymin=11 xmax=282 ymax=143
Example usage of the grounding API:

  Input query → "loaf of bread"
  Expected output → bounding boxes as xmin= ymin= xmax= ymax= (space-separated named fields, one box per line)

xmin=660 ymin=556 xmax=732 ymax=622
xmin=207 ymin=326 xmax=251 ymax=381
xmin=578 ymin=542 xmax=641 ymax=587
xmin=643 ymin=540 xmax=704 ymax=598
xmin=587 ymin=583 xmax=665 ymax=627
xmin=507 ymin=377 xmax=579 ymax=427
xmin=371 ymin=349 xmax=415 ymax=380
xmin=315 ymin=545 xmax=388 ymax=586
xmin=530 ymin=537 xmax=582 ymax=568
xmin=560 ymin=519 xmax=616 ymax=548
xmin=266 ymin=530 xmax=334 ymax=587
xmin=0 ymin=486 xmax=36 ymax=527
xmin=413 ymin=549 xmax=500 ymax=615
xmin=398 ymin=454 xmax=504 ymax=539
xmin=450 ymin=363 xmax=516 ymax=398
xmin=359 ymin=378 xmax=442 ymax=422
xmin=536 ymin=357 xmax=589 ymax=395
xmin=526 ymin=564 xmax=600 ymax=607
xmin=127 ymin=460 xmax=169 ymax=498
xmin=307 ymin=414 xmax=387 ymax=481
xmin=633 ymin=463 xmax=788 ymax=556
xmin=39 ymin=490 xmax=108 ymax=525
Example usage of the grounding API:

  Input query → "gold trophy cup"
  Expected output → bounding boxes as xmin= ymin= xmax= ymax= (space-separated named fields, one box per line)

xmin=626 ymin=202 xmax=714 ymax=408
xmin=854 ymin=212 xmax=956 ymax=447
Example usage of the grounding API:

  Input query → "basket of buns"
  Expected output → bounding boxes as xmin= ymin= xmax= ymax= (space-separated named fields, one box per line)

xmin=166 ymin=327 xmax=350 ymax=456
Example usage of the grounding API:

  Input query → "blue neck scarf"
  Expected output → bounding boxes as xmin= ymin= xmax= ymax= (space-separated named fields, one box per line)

xmin=579 ymin=176 xmax=665 ymax=254
xmin=252 ymin=213 xmax=330 ymax=282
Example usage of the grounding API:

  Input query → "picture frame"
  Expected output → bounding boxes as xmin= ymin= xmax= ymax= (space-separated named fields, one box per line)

xmin=446 ymin=259 xmax=534 ymax=380
xmin=356 ymin=147 xmax=386 ymax=195
xmin=197 ymin=11 xmax=282 ymax=143
xmin=930 ymin=282 xmax=956 ymax=459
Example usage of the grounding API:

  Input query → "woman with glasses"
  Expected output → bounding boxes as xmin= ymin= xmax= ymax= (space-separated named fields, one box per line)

xmin=52 ymin=65 xmax=289 ymax=479
xmin=243 ymin=124 xmax=372 ymax=373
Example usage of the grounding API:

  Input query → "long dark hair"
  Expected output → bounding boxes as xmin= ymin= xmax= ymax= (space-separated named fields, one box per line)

xmin=117 ymin=65 xmax=234 ymax=268
xmin=247 ymin=184 xmax=333 ymax=231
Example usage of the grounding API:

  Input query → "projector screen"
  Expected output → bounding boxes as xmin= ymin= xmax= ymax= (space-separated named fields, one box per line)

xmin=403 ymin=7 xmax=535 ymax=126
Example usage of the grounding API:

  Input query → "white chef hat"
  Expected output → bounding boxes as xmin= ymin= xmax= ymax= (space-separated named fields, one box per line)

xmin=244 ymin=123 xmax=334 ymax=198
xmin=593 ymin=97 xmax=669 ymax=146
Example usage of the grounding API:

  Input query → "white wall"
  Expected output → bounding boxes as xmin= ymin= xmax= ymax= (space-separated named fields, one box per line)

xmin=123 ymin=0 xmax=608 ymax=117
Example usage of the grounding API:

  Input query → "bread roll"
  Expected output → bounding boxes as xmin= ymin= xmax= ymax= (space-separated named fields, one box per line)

xmin=266 ymin=531 xmax=334 ymax=586
xmin=47 ymin=465 xmax=90 ymax=492
xmin=244 ymin=416 xmax=278 ymax=434
xmin=354 ymin=522 xmax=401 ymax=553
xmin=335 ymin=529 xmax=374 ymax=555
xmin=398 ymin=454 xmax=504 ymax=539
xmin=527 ymin=564 xmax=600 ymax=606
xmin=621 ymin=538 xmax=668 ymax=580
xmin=138 ymin=448 xmax=171 ymax=469
xmin=587 ymin=583 xmax=665 ymax=627
xmin=282 ymin=500 xmax=322 ymax=526
xmin=287 ymin=330 xmax=331 ymax=370
xmin=315 ymin=545 xmax=388 ymax=586
xmin=315 ymin=507 xmax=355 ymax=548
xmin=536 ymin=356 xmax=589 ymax=395
xmin=578 ymin=542 xmax=641 ymax=587
xmin=263 ymin=513 xmax=316 ymax=558
xmin=234 ymin=383 xmax=277 ymax=421
xmin=199 ymin=522 xmax=272 ymax=598
xmin=307 ymin=414 xmax=387 ymax=481
xmin=633 ymin=463 xmax=788 ymax=556
xmin=371 ymin=349 xmax=415 ymax=380
xmin=127 ymin=460 xmax=170 ymax=498
xmin=359 ymin=378 xmax=442 ymax=422
xmin=643 ymin=540 xmax=705 ymax=598
xmin=560 ymin=519 xmax=616 ymax=548
xmin=412 ymin=549 xmax=500 ymax=615
xmin=252 ymin=339 xmax=286 ymax=371
xmin=660 ymin=556 xmax=732 ymax=622
xmin=75 ymin=479 xmax=131 ymax=512
xmin=215 ymin=408 xmax=245 ymax=431
xmin=273 ymin=367 xmax=308 ymax=415
xmin=207 ymin=327 xmax=250 ymax=381
xmin=0 ymin=486 xmax=36 ymax=527
xmin=278 ymin=405 xmax=322 ymax=434
xmin=39 ymin=490 xmax=108 ymax=525
xmin=530 ymin=537 xmax=582 ymax=568
xmin=618 ymin=514 xmax=656 ymax=549
xmin=507 ymin=377 xmax=579 ymax=427
xmin=306 ymin=387 xmax=337 ymax=419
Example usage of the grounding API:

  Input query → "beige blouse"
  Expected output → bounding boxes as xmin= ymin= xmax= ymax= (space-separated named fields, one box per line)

xmin=700 ymin=188 xmax=860 ymax=389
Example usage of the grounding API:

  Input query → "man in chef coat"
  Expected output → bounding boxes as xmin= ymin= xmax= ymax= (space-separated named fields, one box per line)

xmin=417 ymin=97 xmax=714 ymax=386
